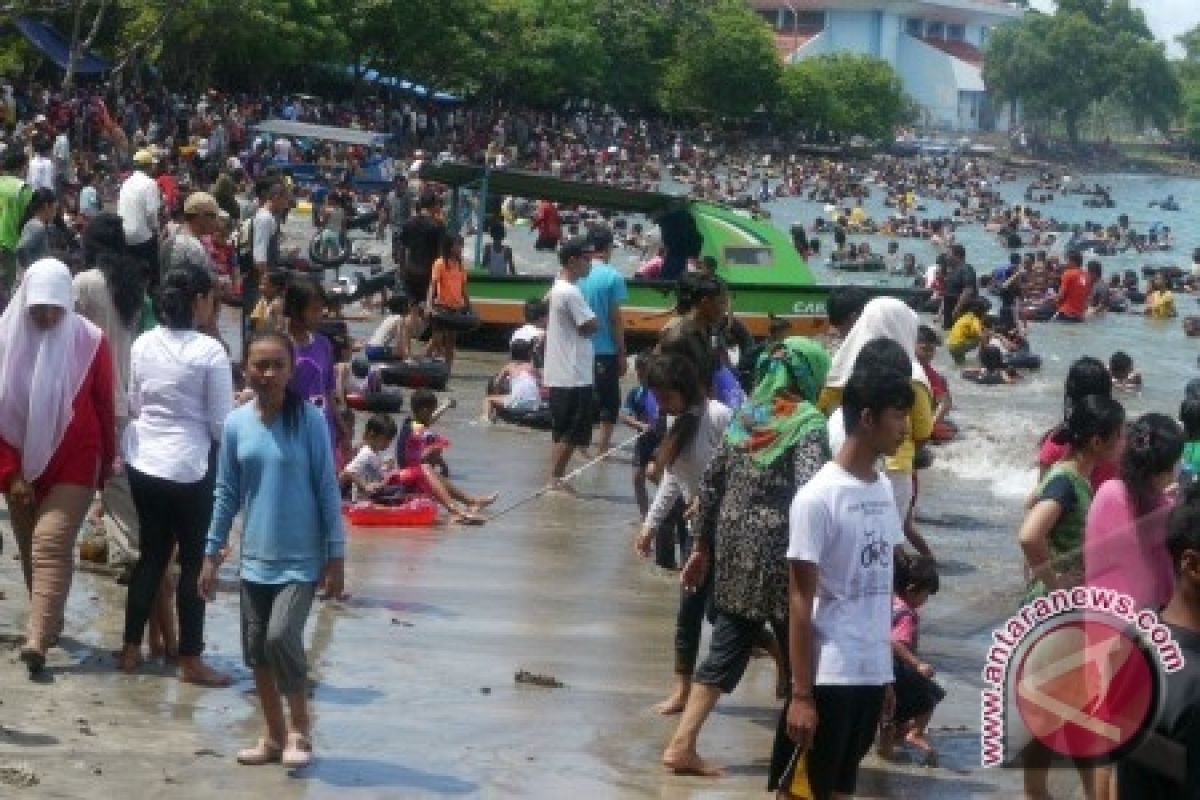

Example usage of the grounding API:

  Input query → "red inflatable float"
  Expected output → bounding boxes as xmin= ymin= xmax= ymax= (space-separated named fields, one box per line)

xmin=343 ymin=498 xmax=439 ymax=527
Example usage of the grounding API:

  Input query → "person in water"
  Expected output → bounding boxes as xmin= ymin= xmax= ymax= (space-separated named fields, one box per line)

xmin=1145 ymin=273 xmax=1176 ymax=320
xmin=961 ymin=345 xmax=1022 ymax=385
xmin=1109 ymin=351 xmax=1142 ymax=392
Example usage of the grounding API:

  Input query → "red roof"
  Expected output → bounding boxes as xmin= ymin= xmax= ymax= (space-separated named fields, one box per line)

xmin=919 ymin=36 xmax=984 ymax=65
xmin=774 ymin=30 xmax=819 ymax=59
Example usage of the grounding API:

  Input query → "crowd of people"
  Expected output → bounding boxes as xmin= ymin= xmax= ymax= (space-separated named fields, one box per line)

xmin=2 ymin=76 xmax=1200 ymax=799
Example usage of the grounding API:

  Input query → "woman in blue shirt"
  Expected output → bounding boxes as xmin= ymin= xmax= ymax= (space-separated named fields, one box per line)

xmin=200 ymin=331 xmax=345 ymax=769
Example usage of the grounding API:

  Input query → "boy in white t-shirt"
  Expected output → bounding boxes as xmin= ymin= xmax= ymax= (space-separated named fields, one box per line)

xmin=339 ymin=414 xmax=399 ymax=501
xmin=772 ymin=366 xmax=914 ymax=799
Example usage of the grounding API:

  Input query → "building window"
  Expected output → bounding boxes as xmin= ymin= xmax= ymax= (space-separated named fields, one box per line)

xmin=925 ymin=21 xmax=945 ymax=39
xmin=905 ymin=17 xmax=924 ymax=37
xmin=758 ymin=10 xmax=779 ymax=30
xmin=795 ymin=10 xmax=825 ymax=30
xmin=947 ymin=24 xmax=966 ymax=41
xmin=980 ymin=26 xmax=990 ymax=45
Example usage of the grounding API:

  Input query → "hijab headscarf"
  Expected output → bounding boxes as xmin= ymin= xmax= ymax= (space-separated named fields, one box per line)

xmin=825 ymin=297 xmax=929 ymax=389
xmin=726 ymin=336 xmax=830 ymax=467
xmin=0 ymin=258 xmax=102 ymax=481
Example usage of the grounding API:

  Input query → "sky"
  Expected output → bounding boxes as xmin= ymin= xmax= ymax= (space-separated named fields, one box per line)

xmin=1029 ymin=0 xmax=1199 ymax=57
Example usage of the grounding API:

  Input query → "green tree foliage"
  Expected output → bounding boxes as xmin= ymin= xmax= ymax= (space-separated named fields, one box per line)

xmin=657 ymin=0 xmax=781 ymax=118
xmin=779 ymin=54 xmax=907 ymax=141
xmin=1182 ymin=24 xmax=1200 ymax=151
xmin=983 ymin=0 xmax=1180 ymax=146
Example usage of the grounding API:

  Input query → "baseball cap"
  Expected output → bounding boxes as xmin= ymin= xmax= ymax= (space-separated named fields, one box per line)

xmin=132 ymin=149 xmax=156 ymax=165
xmin=183 ymin=191 xmax=220 ymax=216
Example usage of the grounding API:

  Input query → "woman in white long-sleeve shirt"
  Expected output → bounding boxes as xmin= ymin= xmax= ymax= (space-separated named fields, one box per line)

xmin=634 ymin=355 xmax=731 ymax=716
xmin=118 ymin=263 xmax=233 ymax=687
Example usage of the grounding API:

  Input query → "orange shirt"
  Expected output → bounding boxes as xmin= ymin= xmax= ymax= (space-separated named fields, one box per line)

xmin=1057 ymin=267 xmax=1089 ymax=318
xmin=431 ymin=257 xmax=467 ymax=308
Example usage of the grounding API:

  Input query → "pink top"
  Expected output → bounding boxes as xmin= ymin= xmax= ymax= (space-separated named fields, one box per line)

xmin=891 ymin=596 xmax=919 ymax=650
xmin=1084 ymin=479 xmax=1174 ymax=611
xmin=1037 ymin=434 xmax=1118 ymax=492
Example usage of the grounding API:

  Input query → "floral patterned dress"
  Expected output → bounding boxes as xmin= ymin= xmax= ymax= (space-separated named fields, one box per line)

xmin=694 ymin=431 xmax=829 ymax=623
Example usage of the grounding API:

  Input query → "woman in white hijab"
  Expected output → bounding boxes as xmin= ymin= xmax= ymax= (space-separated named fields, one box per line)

xmin=0 ymin=258 xmax=116 ymax=674
xmin=818 ymin=297 xmax=934 ymax=557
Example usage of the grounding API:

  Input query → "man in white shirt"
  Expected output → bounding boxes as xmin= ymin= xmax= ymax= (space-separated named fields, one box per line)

xmin=26 ymin=134 xmax=55 ymax=193
xmin=118 ymin=149 xmax=162 ymax=285
xmin=774 ymin=366 xmax=913 ymax=798
xmin=543 ymin=236 xmax=598 ymax=491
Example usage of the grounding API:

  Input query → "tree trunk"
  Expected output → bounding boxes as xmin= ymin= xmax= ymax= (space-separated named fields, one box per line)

xmin=1065 ymin=110 xmax=1081 ymax=150
xmin=63 ymin=0 xmax=111 ymax=91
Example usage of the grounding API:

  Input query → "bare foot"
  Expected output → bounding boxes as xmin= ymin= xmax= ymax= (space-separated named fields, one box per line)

xmin=546 ymin=480 xmax=578 ymax=496
xmin=179 ymin=659 xmax=233 ymax=688
xmin=450 ymin=510 xmax=486 ymax=526
xmin=652 ymin=685 xmax=690 ymax=715
xmin=117 ymin=645 xmax=143 ymax=674
xmin=662 ymin=748 xmax=724 ymax=777
xmin=470 ymin=493 xmax=499 ymax=511
xmin=905 ymin=731 xmax=937 ymax=766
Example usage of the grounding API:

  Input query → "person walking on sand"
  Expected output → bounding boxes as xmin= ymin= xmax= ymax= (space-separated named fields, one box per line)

xmin=0 ymin=258 xmax=116 ymax=675
xmin=544 ymin=236 xmax=598 ymax=492
xmin=660 ymin=337 xmax=831 ymax=777
xmin=118 ymin=264 xmax=233 ymax=687
xmin=200 ymin=331 xmax=346 ymax=769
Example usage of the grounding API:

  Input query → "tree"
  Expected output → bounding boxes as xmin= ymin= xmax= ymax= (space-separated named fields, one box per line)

xmin=657 ymin=0 xmax=781 ymax=118
xmin=983 ymin=0 xmax=1180 ymax=147
xmin=780 ymin=54 xmax=908 ymax=141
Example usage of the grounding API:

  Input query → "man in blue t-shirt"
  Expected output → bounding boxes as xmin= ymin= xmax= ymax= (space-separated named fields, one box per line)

xmin=576 ymin=226 xmax=628 ymax=453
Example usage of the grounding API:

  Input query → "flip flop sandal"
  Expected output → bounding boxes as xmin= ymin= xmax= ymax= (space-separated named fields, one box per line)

xmin=282 ymin=733 xmax=313 ymax=768
xmin=236 ymin=738 xmax=282 ymax=766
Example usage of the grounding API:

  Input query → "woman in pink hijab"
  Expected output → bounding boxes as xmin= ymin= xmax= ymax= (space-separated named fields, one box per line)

xmin=0 ymin=257 xmax=116 ymax=675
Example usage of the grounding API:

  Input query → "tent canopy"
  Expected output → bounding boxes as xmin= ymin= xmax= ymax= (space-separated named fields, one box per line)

xmin=251 ymin=119 xmax=391 ymax=148
xmin=420 ymin=163 xmax=688 ymax=217
xmin=13 ymin=17 xmax=110 ymax=74
xmin=344 ymin=66 xmax=462 ymax=103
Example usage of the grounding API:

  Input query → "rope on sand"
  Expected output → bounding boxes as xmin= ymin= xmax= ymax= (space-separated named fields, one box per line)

xmin=485 ymin=431 xmax=649 ymax=521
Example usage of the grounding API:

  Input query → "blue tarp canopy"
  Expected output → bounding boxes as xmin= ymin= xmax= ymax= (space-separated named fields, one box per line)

xmin=13 ymin=17 xmax=110 ymax=74
xmin=343 ymin=66 xmax=462 ymax=103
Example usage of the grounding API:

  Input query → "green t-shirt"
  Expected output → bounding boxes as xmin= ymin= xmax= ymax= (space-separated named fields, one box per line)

xmin=1024 ymin=462 xmax=1092 ymax=602
xmin=1183 ymin=441 xmax=1200 ymax=476
xmin=0 ymin=176 xmax=32 ymax=251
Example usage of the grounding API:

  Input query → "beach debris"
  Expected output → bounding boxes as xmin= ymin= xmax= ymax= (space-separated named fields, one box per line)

xmin=0 ymin=763 xmax=39 ymax=787
xmin=514 ymin=670 xmax=563 ymax=689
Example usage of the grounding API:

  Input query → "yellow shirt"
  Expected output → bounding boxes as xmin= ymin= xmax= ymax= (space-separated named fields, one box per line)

xmin=817 ymin=382 xmax=933 ymax=473
xmin=1149 ymin=290 xmax=1175 ymax=319
xmin=946 ymin=312 xmax=983 ymax=348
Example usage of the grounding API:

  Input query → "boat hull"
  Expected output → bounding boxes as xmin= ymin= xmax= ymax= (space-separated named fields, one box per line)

xmin=464 ymin=274 xmax=926 ymax=339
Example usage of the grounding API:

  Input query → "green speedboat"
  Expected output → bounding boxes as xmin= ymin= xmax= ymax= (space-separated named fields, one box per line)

xmin=420 ymin=163 xmax=924 ymax=338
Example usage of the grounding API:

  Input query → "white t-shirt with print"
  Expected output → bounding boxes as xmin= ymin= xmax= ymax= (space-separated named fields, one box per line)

xmin=542 ymin=278 xmax=595 ymax=388
xmin=788 ymin=461 xmax=902 ymax=686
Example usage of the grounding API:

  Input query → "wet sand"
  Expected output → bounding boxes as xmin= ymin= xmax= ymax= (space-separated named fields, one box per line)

xmin=0 ymin=344 xmax=1044 ymax=799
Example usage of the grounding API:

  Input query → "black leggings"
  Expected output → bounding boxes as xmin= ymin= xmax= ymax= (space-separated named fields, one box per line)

xmin=654 ymin=499 xmax=689 ymax=570
xmin=123 ymin=466 xmax=214 ymax=656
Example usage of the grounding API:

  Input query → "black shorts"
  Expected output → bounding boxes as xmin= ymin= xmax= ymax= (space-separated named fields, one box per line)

xmin=694 ymin=611 xmax=785 ymax=694
xmin=768 ymin=684 xmax=885 ymax=796
xmin=892 ymin=658 xmax=946 ymax=726
xmin=593 ymin=355 xmax=621 ymax=424
xmin=633 ymin=430 xmax=661 ymax=468
xmin=548 ymin=386 xmax=593 ymax=447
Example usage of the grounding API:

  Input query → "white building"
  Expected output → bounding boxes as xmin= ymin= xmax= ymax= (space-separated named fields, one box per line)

xmin=749 ymin=0 xmax=1025 ymax=131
